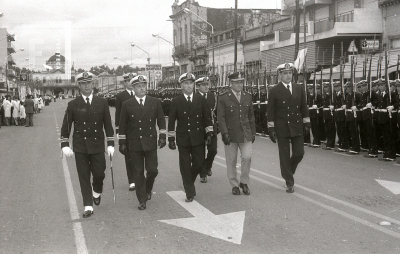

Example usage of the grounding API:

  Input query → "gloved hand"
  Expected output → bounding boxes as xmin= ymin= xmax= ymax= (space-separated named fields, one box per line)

xmin=107 ymin=146 xmax=114 ymax=156
xmin=206 ymin=135 xmax=213 ymax=146
xmin=366 ymin=103 xmax=372 ymax=108
xmin=252 ymin=135 xmax=255 ymax=143
xmin=158 ymin=138 xmax=166 ymax=149
xmin=342 ymin=105 xmax=346 ymax=109
xmin=62 ymin=147 xmax=74 ymax=157
xmin=119 ymin=144 xmax=127 ymax=155
xmin=351 ymin=106 xmax=357 ymax=111
xmin=312 ymin=105 xmax=318 ymax=109
xmin=329 ymin=105 xmax=334 ymax=111
xmin=222 ymin=133 xmax=231 ymax=146
xmin=269 ymin=131 xmax=277 ymax=143
xmin=387 ymin=105 xmax=394 ymax=112
xmin=168 ymin=141 xmax=176 ymax=150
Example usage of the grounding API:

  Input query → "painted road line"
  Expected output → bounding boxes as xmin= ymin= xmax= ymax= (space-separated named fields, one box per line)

xmin=333 ymin=152 xmax=352 ymax=156
xmin=215 ymin=155 xmax=400 ymax=225
xmin=55 ymin=111 xmax=88 ymax=254
xmin=376 ymin=179 xmax=400 ymax=195
xmin=159 ymin=191 xmax=245 ymax=245
xmin=213 ymin=160 xmax=400 ymax=239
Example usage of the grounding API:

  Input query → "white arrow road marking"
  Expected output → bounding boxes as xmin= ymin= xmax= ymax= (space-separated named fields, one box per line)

xmin=159 ymin=191 xmax=245 ymax=244
xmin=376 ymin=179 xmax=400 ymax=195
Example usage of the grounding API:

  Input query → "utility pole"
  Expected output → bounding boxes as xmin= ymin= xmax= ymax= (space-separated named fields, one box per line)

xmin=302 ymin=0 xmax=307 ymax=85
xmin=233 ymin=0 xmax=238 ymax=72
xmin=294 ymin=0 xmax=300 ymax=61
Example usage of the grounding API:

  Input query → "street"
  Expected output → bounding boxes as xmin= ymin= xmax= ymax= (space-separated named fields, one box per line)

xmin=1 ymin=99 xmax=400 ymax=254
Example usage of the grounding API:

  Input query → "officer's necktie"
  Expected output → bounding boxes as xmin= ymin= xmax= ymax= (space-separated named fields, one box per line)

xmin=204 ymin=93 xmax=207 ymax=99
xmin=187 ymin=96 xmax=191 ymax=103
xmin=286 ymin=84 xmax=291 ymax=94
xmin=130 ymin=92 xmax=133 ymax=97
xmin=140 ymin=98 xmax=144 ymax=107
xmin=86 ymin=98 xmax=90 ymax=105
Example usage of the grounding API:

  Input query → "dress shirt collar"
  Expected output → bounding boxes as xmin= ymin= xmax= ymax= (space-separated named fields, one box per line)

xmin=126 ymin=89 xmax=134 ymax=96
xmin=135 ymin=95 xmax=146 ymax=105
xmin=82 ymin=93 xmax=93 ymax=104
xmin=183 ymin=93 xmax=193 ymax=102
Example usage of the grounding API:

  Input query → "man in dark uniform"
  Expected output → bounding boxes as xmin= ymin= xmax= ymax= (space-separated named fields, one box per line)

xmin=218 ymin=72 xmax=256 ymax=195
xmin=344 ymin=82 xmax=361 ymax=155
xmin=195 ymin=76 xmax=218 ymax=183
xmin=333 ymin=81 xmax=349 ymax=152
xmin=115 ymin=72 xmax=137 ymax=191
xmin=364 ymin=80 xmax=380 ymax=158
xmin=118 ymin=75 xmax=166 ymax=210
xmin=357 ymin=81 xmax=369 ymax=152
xmin=168 ymin=73 xmax=214 ymax=202
xmin=321 ymin=82 xmax=335 ymax=150
xmin=307 ymin=83 xmax=322 ymax=148
xmin=267 ymin=63 xmax=310 ymax=193
xmin=61 ymin=71 xmax=115 ymax=218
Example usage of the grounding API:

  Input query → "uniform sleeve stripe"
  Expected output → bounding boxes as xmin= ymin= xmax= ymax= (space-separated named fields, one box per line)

xmin=168 ymin=131 xmax=176 ymax=137
xmin=205 ymin=126 xmax=213 ymax=133
xmin=106 ymin=137 xmax=114 ymax=141
xmin=159 ymin=129 xmax=167 ymax=134
xmin=61 ymin=138 xmax=69 ymax=142
xmin=303 ymin=117 xmax=310 ymax=123
xmin=268 ymin=121 xmax=274 ymax=128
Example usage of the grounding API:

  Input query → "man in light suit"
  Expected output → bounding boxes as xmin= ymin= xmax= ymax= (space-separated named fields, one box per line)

xmin=168 ymin=73 xmax=214 ymax=202
xmin=267 ymin=63 xmax=310 ymax=193
xmin=118 ymin=75 xmax=166 ymax=210
xmin=217 ymin=72 xmax=256 ymax=195
xmin=60 ymin=72 xmax=115 ymax=218
xmin=115 ymin=72 xmax=137 ymax=191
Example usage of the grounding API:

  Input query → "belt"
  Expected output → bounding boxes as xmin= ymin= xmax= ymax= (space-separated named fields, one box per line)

xmin=378 ymin=109 xmax=388 ymax=112
xmin=323 ymin=108 xmax=331 ymax=111
xmin=346 ymin=109 xmax=359 ymax=112
xmin=362 ymin=107 xmax=371 ymax=111
xmin=308 ymin=107 xmax=318 ymax=110
xmin=335 ymin=108 xmax=344 ymax=111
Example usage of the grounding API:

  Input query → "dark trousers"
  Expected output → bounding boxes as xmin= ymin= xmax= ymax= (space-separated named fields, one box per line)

xmin=318 ymin=116 xmax=326 ymax=141
xmin=26 ymin=113 xmax=33 ymax=126
xmin=304 ymin=127 xmax=311 ymax=144
xmin=336 ymin=121 xmax=349 ymax=149
xmin=310 ymin=117 xmax=320 ymax=145
xmin=277 ymin=135 xmax=304 ymax=187
xmin=324 ymin=117 xmax=336 ymax=148
xmin=200 ymin=135 xmax=218 ymax=178
xmin=364 ymin=119 xmax=378 ymax=155
xmin=124 ymin=152 xmax=135 ymax=185
xmin=178 ymin=144 xmax=205 ymax=198
xmin=376 ymin=123 xmax=384 ymax=151
xmin=381 ymin=123 xmax=397 ymax=159
xmin=130 ymin=150 xmax=158 ymax=203
xmin=75 ymin=152 xmax=106 ymax=207
xmin=359 ymin=121 xmax=368 ymax=150
xmin=347 ymin=120 xmax=360 ymax=152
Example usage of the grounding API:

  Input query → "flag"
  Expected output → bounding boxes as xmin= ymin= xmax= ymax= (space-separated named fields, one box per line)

xmin=294 ymin=48 xmax=308 ymax=72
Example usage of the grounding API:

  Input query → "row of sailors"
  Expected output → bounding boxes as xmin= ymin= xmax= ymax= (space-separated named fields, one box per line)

xmin=304 ymin=78 xmax=400 ymax=162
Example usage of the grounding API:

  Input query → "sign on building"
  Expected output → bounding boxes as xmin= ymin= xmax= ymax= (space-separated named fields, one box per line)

xmin=361 ymin=39 xmax=379 ymax=51
xmin=348 ymin=40 xmax=358 ymax=53
xmin=145 ymin=64 xmax=162 ymax=70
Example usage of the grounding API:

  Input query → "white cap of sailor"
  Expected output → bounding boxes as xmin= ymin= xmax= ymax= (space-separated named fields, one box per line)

xmin=76 ymin=71 xmax=94 ymax=83
xmin=277 ymin=63 xmax=294 ymax=72
xmin=130 ymin=75 xmax=148 ymax=85
xmin=178 ymin=73 xmax=196 ymax=84
xmin=195 ymin=76 xmax=210 ymax=85
xmin=122 ymin=72 xmax=137 ymax=82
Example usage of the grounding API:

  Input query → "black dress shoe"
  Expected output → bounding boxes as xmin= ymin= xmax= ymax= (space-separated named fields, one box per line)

xmin=322 ymin=147 xmax=334 ymax=150
xmin=138 ymin=202 xmax=146 ymax=210
xmin=93 ymin=195 xmax=101 ymax=206
xmin=185 ymin=197 xmax=194 ymax=202
xmin=207 ymin=169 xmax=212 ymax=176
xmin=232 ymin=187 xmax=240 ymax=195
xmin=239 ymin=183 xmax=250 ymax=195
xmin=83 ymin=210 xmax=93 ymax=218
xmin=286 ymin=185 xmax=294 ymax=193
xmin=147 ymin=192 xmax=152 ymax=200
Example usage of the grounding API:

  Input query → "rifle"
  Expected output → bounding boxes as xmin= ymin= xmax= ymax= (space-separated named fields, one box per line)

xmin=385 ymin=50 xmax=393 ymax=133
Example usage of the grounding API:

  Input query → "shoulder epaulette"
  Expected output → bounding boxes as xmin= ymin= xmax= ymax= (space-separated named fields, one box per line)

xmin=218 ymin=91 xmax=228 ymax=96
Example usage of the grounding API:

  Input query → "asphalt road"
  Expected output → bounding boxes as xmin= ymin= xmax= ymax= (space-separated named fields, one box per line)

xmin=1 ymin=98 xmax=400 ymax=254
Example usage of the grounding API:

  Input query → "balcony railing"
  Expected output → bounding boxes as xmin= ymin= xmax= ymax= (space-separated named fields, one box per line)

xmin=7 ymin=42 xmax=15 ymax=53
xmin=335 ymin=11 xmax=354 ymax=22
xmin=173 ymin=43 xmax=190 ymax=57
xmin=279 ymin=29 xmax=293 ymax=42
xmin=314 ymin=19 xmax=335 ymax=34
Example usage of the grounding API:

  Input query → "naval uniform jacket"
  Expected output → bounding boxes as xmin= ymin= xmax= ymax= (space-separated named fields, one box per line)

xmin=267 ymin=82 xmax=310 ymax=138
xmin=61 ymin=95 xmax=114 ymax=154
xmin=115 ymin=90 xmax=134 ymax=134
xmin=333 ymin=92 xmax=346 ymax=122
xmin=197 ymin=91 xmax=218 ymax=135
xmin=168 ymin=93 xmax=213 ymax=147
xmin=118 ymin=96 xmax=166 ymax=151
xmin=217 ymin=88 xmax=256 ymax=143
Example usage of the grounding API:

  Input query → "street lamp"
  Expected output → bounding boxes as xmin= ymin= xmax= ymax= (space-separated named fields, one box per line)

xmin=114 ymin=56 xmax=129 ymax=65
xmin=182 ymin=7 xmax=215 ymax=75
xmin=131 ymin=43 xmax=150 ymax=64
xmin=152 ymin=34 xmax=176 ymax=72
xmin=0 ymin=33 xmax=14 ymax=42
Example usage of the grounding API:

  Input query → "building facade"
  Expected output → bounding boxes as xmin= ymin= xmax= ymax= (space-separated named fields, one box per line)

xmin=0 ymin=28 xmax=18 ymax=95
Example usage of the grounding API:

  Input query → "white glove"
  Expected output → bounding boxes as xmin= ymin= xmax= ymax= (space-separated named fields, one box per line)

xmin=351 ymin=106 xmax=357 ymax=111
xmin=329 ymin=105 xmax=334 ymax=111
xmin=312 ymin=105 xmax=318 ymax=109
xmin=62 ymin=147 xmax=74 ymax=157
xmin=366 ymin=103 xmax=372 ymax=108
xmin=387 ymin=106 xmax=394 ymax=112
xmin=342 ymin=105 xmax=347 ymax=109
xmin=107 ymin=146 xmax=115 ymax=157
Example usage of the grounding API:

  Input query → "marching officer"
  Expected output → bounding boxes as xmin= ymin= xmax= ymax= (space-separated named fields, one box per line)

xmin=168 ymin=73 xmax=214 ymax=202
xmin=307 ymin=83 xmax=322 ymax=148
xmin=60 ymin=71 xmax=115 ymax=218
xmin=115 ymin=72 xmax=137 ymax=191
xmin=118 ymin=75 xmax=166 ymax=210
xmin=357 ymin=81 xmax=369 ymax=152
xmin=267 ymin=63 xmax=310 ymax=193
xmin=344 ymin=82 xmax=361 ymax=155
xmin=218 ymin=72 xmax=256 ymax=195
xmin=322 ymin=82 xmax=335 ymax=150
xmin=333 ymin=81 xmax=349 ymax=152
xmin=195 ymin=76 xmax=218 ymax=183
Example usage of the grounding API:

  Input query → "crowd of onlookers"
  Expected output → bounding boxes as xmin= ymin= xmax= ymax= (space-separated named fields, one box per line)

xmin=0 ymin=94 xmax=53 ymax=128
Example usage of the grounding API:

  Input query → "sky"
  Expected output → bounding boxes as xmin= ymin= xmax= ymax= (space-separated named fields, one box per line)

xmin=1 ymin=0 xmax=281 ymax=71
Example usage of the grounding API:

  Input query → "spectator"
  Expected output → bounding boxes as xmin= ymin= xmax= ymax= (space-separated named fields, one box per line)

xmin=11 ymin=97 xmax=20 ymax=126
xmin=37 ymin=95 xmax=44 ymax=113
xmin=24 ymin=95 xmax=35 ymax=127
xmin=33 ymin=95 xmax=39 ymax=113
xmin=19 ymin=103 xmax=26 ymax=126
xmin=3 ymin=95 xmax=12 ymax=126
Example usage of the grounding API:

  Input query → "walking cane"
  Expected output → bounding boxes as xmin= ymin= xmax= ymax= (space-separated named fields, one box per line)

xmin=110 ymin=154 xmax=116 ymax=203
